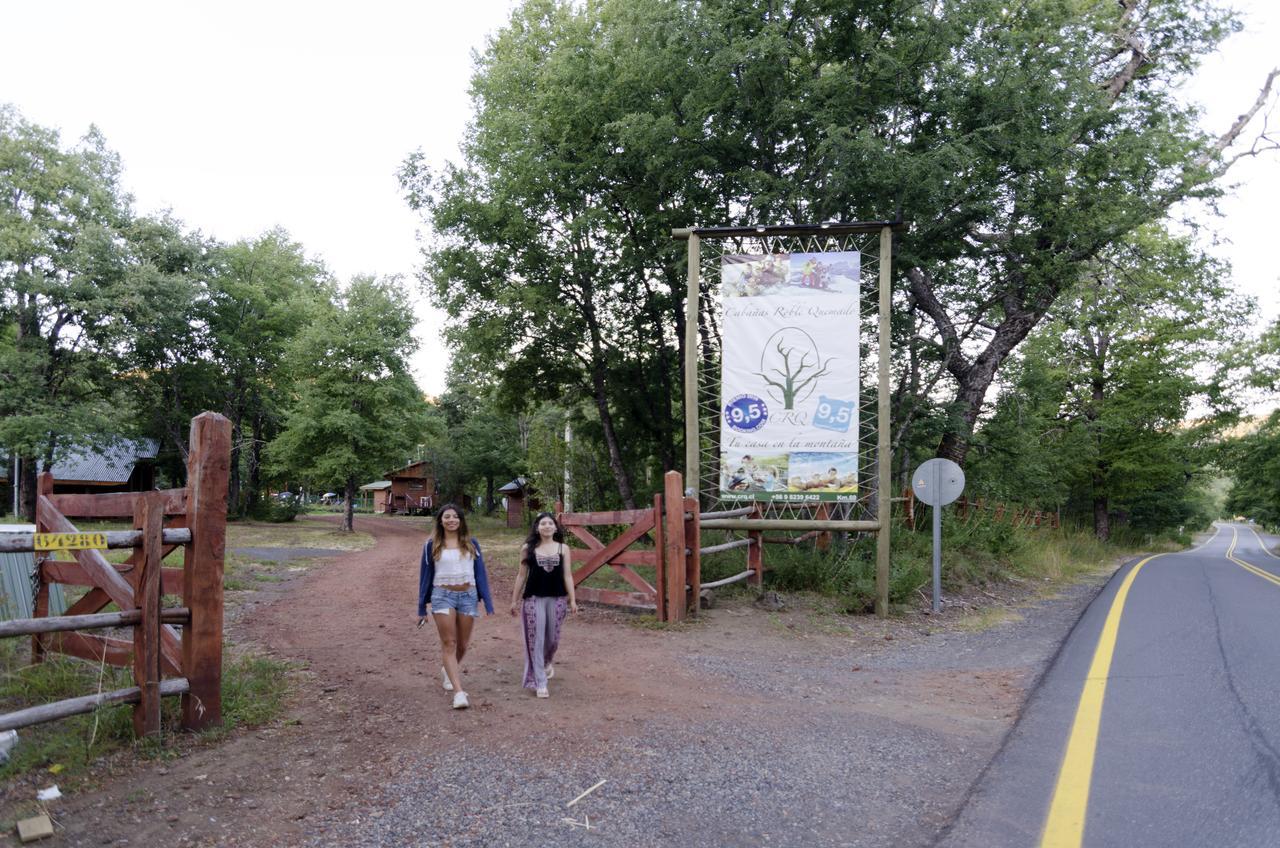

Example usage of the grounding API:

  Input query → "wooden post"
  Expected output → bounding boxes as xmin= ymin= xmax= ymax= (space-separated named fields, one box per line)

xmin=652 ymin=492 xmax=665 ymax=622
xmin=875 ymin=225 xmax=893 ymax=618
xmin=746 ymin=503 xmax=764 ymax=587
xmin=684 ymin=233 xmax=701 ymax=494
xmin=181 ymin=412 xmax=231 ymax=731
xmin=684 ymin=495 xmax=700 ymax=617
xmin=662 ymin=471 xmax=686 ymax=623
xmin=815 ymin=503 xmax=831 ymax=551
xmin=133 ymin=492 xmax=163 ymax=737
xmin=31 ymin=472 xmax=56 ymax=664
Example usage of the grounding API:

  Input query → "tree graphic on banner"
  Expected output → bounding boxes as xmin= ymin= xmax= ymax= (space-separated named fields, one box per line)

xmin=754 ymin=330 xmax=833 ymax=410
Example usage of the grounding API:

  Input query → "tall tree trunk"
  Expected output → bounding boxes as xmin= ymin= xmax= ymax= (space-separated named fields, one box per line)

xmin=579 ymin=290 xmax=637 ymax=509
xmin=343 ymin=475 xmax=356 ymax=532
xmin=908 ymin=268 xmax=1054 ymax=467
xmin=485 ymin=475 xmax=495 ymax=514
xmin=248 ymin=407 xmax=264 ymax=509
xmin=589 ymin=367 xmax=636 ymax=509
xmin=1093 ymin=485 xmax=1110 ymax=542
xmin=18 ymin=455 xmax=36 ymax=522
xmin=228 ymin=419 xmax=242 ymax=516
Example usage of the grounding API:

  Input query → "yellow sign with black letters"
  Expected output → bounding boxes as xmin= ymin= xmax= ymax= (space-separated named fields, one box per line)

xmin=33 ymin=532 xmax=108 ymax=552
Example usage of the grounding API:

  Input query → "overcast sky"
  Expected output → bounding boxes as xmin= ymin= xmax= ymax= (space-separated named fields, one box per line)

xmin=2 ymin=1 xmax=1276 ymax=397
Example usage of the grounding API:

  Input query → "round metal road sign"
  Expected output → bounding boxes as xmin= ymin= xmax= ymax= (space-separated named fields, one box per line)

xmin=911 ymin=458 xmax=965 ymax=506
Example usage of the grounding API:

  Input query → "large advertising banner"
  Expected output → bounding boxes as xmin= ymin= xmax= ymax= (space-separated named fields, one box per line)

xmin=718 ymin=251 xmax=860 ymax=503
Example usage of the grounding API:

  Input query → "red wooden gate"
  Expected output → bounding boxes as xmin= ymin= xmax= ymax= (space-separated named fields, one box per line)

xmin=5 ymin=412 xmax=232 ymax=734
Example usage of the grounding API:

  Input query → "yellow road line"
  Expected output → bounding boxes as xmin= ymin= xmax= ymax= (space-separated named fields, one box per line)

xmin=1226 ymin=525 xmax=1280 ymax=586
xmin=1041 ymin=554 xmax=1160 ymax=848
xmin=1246 ymin=525 xmax=1280 ymax=560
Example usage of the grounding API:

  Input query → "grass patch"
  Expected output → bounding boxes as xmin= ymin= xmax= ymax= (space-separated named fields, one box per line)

xmin=0 ymin=640 xmax=293 ymax=781
xmin=226 ymin=518 xmax=374 ymax=552
xmin=752 ymin=508 xmax=1159 ymax=615
xmin=956 ymin=607 xmax=1024 ymax=631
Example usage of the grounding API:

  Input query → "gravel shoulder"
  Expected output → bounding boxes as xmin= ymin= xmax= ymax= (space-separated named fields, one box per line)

xmin=30 ymin=517 xmax=1121 ymax=847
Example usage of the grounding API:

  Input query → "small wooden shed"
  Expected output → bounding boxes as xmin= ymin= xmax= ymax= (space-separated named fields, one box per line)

xmin=359 ymin=480 xmax=393 ymax=513
xmin=498 ymin=477 xmax=537 ymax=529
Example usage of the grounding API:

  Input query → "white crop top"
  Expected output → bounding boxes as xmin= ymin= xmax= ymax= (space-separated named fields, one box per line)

xmin=433 ymin=547 xmax=475 ymax=587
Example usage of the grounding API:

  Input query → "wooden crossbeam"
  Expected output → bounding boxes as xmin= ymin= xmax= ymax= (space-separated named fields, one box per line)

xmin=48 ymin=489 xmax=187 ymax=519
xmin=558 ymin=508 xmax=653 ymax=526
xmin=46 ymin=632 xmax=132 ymax=667
xmin=568 ymin=514 xmax=656 ymax=586
xmin=44 ymin=561 xmax=183 ymax=596
xmin=63 ymin=588 xmax=111 ymax=617
xmin=37 ymin=496 xmax=184 ymax=675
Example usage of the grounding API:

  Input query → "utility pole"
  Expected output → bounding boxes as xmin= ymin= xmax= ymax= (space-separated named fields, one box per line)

xmin=563 ymin=420 xmax=573 ymax=513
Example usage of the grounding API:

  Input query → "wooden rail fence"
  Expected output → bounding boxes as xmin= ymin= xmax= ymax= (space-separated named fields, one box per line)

xmin=559 ymin=471 xmax=767 ymax=622
xmin=0 ymin=413 xmax=230 ymax=736
xmin=901 ymin=488 xmax=1060 ymax=531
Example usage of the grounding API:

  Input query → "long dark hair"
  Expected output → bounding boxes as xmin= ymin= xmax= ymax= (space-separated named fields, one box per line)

xmin=431 ymin=503 xmax=478 ymax=557
xmin=524 ymin=511 xmax=564 ymax=568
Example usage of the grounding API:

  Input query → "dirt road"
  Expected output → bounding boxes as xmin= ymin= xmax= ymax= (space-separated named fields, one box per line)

xmin=35 ymin=515 xmax=1111 ymax=847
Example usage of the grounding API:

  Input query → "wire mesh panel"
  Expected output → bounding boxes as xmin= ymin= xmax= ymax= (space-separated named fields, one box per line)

xmin=688 ymin=228 xmax=887 ymax=529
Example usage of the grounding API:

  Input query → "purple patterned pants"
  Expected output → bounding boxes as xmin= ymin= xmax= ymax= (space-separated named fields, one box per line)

xmin=522 ymin=595 xmax=568 ymax=689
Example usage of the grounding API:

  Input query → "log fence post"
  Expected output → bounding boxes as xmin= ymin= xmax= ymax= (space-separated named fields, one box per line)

xmin=746 ymin=503 xmax=764 ymax=587
xmin=32 ymin=472 xmax=56 ymax=665
xmin=684 ymin=494 xmax=700 ymax=618
xmin=181 ymin=412 xmax=231 ymax=731
xmin=815 ymin=503 xmax=831 ymax=551
xmin=662 ymin=471 xmax=686 ymax=623
xmin=133 ymin=492 xmax=163 ymax=737
xmin=652 ymin=492 xmax=665 ymax=622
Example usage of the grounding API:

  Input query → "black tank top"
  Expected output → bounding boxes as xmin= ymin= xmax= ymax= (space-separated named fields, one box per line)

xmin=524 ymin=545 xmax=568 ymax=598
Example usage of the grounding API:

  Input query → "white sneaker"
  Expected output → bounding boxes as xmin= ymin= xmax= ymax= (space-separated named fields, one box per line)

xmin=545 ymin=663 xmax=554 ymax=679
xmin=441 ymin=667 xmax=453 ymax=692
xmin=536 ymin=687 xmax=549 ymax=699
xmin=452 ymin=691 xmax=470 ymax=709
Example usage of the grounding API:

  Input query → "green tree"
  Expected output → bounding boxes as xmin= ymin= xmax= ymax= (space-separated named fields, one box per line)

xmin=0 ymin=106 xmax=138 ymax=519
xmin=268 ymin=276 xmax=428 ymax=531
xmin=1223 ymin=412 xmax=1280 ymax=527
xmin=969 ymin=228 xmax=1242 ymax=539
xmin=114 ymin=213 xmax=222 ymax=484
xmin=208 ymin=230 xmax=329 ymax=515
xmin=405 ymin=0 xmax=1276 ymax=498
xmin=1221 ymin=316 xmax=1280 ymax=527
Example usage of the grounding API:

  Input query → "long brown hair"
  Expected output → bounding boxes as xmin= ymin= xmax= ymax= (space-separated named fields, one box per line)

xmin=431 ymin=503 xmax=478 ymax=558
xmin=523 ymin=512 xmax=564 ymax=569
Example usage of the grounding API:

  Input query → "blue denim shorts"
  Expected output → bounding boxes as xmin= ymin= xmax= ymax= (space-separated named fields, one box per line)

xmin=431 ymin=586 xmax=479 ymax=617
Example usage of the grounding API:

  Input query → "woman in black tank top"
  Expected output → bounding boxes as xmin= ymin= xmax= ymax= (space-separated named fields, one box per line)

xmin=509 ymin=511 xmax=578 ymax=697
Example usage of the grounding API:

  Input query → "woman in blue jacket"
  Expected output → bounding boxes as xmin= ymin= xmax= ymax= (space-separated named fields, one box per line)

xmin=417 ymin=503 xmax=494 ymax=709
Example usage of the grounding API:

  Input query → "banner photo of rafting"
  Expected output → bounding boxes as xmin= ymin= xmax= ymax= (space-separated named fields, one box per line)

xmin=718 ymin=250 xmax=861 ymax=503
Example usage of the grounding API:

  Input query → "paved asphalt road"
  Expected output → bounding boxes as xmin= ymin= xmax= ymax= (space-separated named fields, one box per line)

xmin=938 ymin=522 xmax=1280 ymax=848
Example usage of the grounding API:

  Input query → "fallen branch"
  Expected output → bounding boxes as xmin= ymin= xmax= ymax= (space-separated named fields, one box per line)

xmin=567 ymin=779 xmax=607 ymax=808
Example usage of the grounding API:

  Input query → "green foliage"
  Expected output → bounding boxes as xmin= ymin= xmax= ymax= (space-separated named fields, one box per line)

xmin=405 ymin=0 xmax=1257 ymax=490
xmin=248 ymin=494 xmax=301 ymax=523
xmin=0 ymin=105 xmax=140 ymax=507
xmin=1223 ymin=411 xmax=1280 ymax=527
xmin=966 ymin=228 xmax=1241 ymax=539
xmin=267 ymin=276 xmax=429 ymax=528
xmin=0 ymin=642 xmax=291 ymax=780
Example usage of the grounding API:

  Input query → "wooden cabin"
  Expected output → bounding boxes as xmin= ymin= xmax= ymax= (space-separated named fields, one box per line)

xmin=386 ymin=460 xmax=436 ymax=515
xmin=42 ymin=439 xmax=159 ymax=495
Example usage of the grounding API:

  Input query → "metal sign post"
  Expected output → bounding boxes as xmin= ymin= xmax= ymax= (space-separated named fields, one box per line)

xmin=911 ymin=458 xmax=965 ymax=613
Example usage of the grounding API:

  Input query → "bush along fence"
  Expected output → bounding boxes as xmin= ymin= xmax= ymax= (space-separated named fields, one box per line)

xmin=900 ymin=488 xmax=1061 ymax=532
xmin=0 ymin=413 xmax=231 ymax=737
